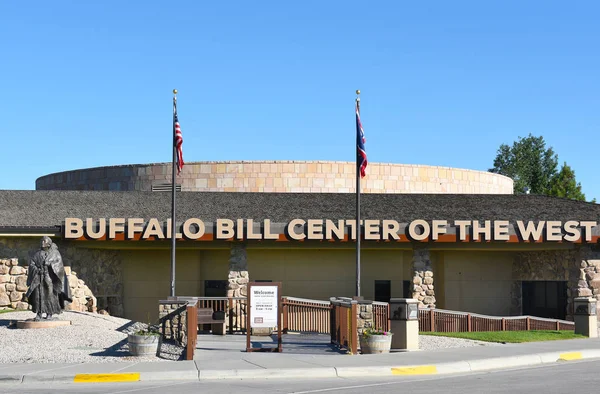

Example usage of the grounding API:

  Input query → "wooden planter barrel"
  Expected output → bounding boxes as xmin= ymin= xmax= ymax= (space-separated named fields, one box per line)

xmin=359 ymin=334 xmax=393 ymax=354
xmin=127 ymin=334 xmax=160 ymax=356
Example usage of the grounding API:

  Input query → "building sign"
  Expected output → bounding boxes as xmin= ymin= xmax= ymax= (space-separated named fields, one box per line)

xmin=249 ymin=285 xmax=279 ymax=328
xmin=246 ymin=282 xmax=282 ymax=353
xmin=62 ymin=217 xmax=600 ymax=243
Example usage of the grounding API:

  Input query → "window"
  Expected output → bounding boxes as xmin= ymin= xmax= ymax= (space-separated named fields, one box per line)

xmin=374 ymin=280 xmax=391 ymax=303
xmin=204 ymin=280 xmax=228 ymax=297
xmin=151 ymin=182 xmax=182 ymax=192
xmin=403 ymin=280 xmax=411 ymax=299
xmin=522 ymin=281 xmax=567 ymax=320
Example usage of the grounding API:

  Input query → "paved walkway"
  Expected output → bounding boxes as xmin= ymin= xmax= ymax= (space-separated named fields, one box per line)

xmin=197 ymin=333 xmax=347 ymax=356
xmin=1 ymin=335 xmax=600 ymax=384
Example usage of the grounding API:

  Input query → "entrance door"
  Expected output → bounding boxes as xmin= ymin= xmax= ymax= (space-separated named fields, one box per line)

xmin=374 ymin=280 xmax=391 ymax=303
xmin=522 ymin=281 xmax=567 ymax=320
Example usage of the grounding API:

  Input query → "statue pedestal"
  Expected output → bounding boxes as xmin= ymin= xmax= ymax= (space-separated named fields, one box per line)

xmin=16 ymin=320 xmax=72 ymax=329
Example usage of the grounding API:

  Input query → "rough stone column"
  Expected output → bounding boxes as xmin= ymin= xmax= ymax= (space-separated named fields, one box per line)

xmin=227 ymin=242 xmax=249 ymax=330
xmin=568 ymin=245 xmax=600 ymax=321
xmin=411 ymin=244 xmax=436 ymax=309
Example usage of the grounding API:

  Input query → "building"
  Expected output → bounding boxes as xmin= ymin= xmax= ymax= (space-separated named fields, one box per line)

xmin=1 ymin=161 xmax=599 ymax=324
xmin=34 ymin=161 xmax=514 ymax=194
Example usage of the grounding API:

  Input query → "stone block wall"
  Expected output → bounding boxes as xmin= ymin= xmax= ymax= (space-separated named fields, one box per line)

xmin=330 ymin=297 xmax=375 ymax=340
xmin=0 ymin=237 xmax=124 ymax=317
xmin=510 ymin=246 xmax=600 ymax=321
xmin=35 ymin=161 xmax=514 ymax=194
xmin=0 ymin=259 xmax=28 ymax=310
xmin=356 ymin=301 xmax=374 ymax=335
xmin=158 ymin=301 xmax=188 ymax=346
xmin=0 ymin=258 xmax=97 ymax=312
xmin=510 ymin=249 xmax=576 ymax=316
xmin=59 ymin=247 xmax=124 ymax=317
xmin=64 ymin=266 xmax=98 ymax=313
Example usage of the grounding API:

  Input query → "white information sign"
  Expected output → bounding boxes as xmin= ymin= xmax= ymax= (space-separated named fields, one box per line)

xmin=250 ymin=285 xmax=278 ymax=328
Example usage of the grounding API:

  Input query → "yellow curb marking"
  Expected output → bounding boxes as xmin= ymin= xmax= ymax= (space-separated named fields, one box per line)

xmin=73 ymin=373 xmax=141 ymax=383
xmin=558 ymin=352 xmax=582 ymax=361
xmin=391 ymin=365 xmax=438 ymax=375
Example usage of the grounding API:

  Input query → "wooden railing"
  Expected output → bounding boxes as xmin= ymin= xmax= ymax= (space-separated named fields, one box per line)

xmin=197 ymin=297 xmax=248 ymax=334
xmin=169 ymin=296 xmax=247 ymax=334
xmin=281 ymin=296 xmax=331 ymax=334
xmin=185 ymin=301 xmax=198 ymax=360
xmin=373 ymin=301 xmax=391 ymax=332
xmin=418 ymin=308 xmax=576 ymax=332
xmin=169 ymin=295 xmax=577 ymax=341
xmin=330 ymin=298 xmax=358 ymax=354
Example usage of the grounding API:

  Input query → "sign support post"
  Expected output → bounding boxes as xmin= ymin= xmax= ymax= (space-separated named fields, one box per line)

xmin=246 ymin=282 xmax=282 ymax=352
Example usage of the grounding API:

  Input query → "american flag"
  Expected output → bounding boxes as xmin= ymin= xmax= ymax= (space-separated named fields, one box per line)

xmin=174 ymin=101 xmax=184 ymax=175
xmin=356 ymin=101 xmax=367 ymax=178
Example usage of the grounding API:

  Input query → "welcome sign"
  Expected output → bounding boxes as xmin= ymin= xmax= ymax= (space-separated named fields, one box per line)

xmin=62 ymin=218 xmax=600 ymax=243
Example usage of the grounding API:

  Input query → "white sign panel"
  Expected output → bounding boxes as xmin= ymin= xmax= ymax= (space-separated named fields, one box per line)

xmin=250 ymin=286 xmax=278 ymax=328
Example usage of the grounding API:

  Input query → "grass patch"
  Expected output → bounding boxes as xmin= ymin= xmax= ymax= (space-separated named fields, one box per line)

xmin=419 ymin=330 xmax=586 ymax=343
xmin=0 ymin=309 xmax=15 ymax=315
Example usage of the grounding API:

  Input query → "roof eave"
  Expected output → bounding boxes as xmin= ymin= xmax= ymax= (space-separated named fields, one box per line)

xmin=0 ymin=226 xmax=61 ymax=236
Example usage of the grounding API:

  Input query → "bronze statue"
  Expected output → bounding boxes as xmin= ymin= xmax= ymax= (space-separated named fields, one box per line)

xmin=25 ymin=237 xmax=72 ymax=321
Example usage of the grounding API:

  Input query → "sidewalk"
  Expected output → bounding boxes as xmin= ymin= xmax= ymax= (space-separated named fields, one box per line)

xmin=1 ymin=336 xmax=600 ymax=384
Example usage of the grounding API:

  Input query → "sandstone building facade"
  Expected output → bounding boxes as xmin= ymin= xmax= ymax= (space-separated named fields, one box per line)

xmin=35 ymin=161 xmax=514 ymax=194
xmin=0 ymin=161 xmax=598 ymax=324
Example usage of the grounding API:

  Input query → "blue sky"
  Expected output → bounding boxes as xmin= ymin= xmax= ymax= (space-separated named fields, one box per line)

xmin=1 ymin=1 xmax=598 ymax=201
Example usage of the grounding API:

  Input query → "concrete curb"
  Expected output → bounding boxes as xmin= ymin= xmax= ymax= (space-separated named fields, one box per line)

xmin=1 ymin=350 xmax=600 ymax=384
xmin=139 ymin=370 xmax=200 ymax=382
xmin=194 ymin=350 xmax=600 ymax=380
xmin=199 ymin=367 xmax=339 ymax=380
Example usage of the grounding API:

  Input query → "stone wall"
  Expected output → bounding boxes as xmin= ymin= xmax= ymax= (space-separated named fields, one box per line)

xmin=356 ymin=301 xmax=374 ymax=335
xmin=158 ymin=301 xmax=188 ymax=346
xmin=35 ymin=161 xmax=514 ymax=194
xmin=510 ymin=246 xmax=600 ymax=320
xmin=0 ymin=259 xmax=28 ymax=310
xmin=0 ymin=237 xmax=124 ymax=317
xmin=330 ymin=297 xmax=375 ymax=341
xmin=512 ymin=250 xmax=575 ymax=282
xmin=411 ymin=245 xmax=436 ymax=309
xmin=510 ymin=249 xmax=577 ymax=316
xmin=0 ymin=258 xmax=97 ymax=312
xmin=62 ymin=248 xmax=124 ymax=317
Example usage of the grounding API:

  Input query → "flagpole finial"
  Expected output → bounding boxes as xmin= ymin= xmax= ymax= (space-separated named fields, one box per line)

xmin=355 ymin=89 xmax=360 ymax=102
xmin=173 ymin=89 xmax=178 ymax=95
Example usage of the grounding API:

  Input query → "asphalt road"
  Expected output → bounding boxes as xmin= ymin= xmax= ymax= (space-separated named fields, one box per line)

xmin=2 ymin=359 xmax=600 ymax=394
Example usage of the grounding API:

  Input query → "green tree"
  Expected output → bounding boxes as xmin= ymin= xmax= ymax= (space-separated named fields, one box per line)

xmin=489 ymin=134 xmax=558 ymax=194
xmin=547 ymin=162 xmax=589 ymax=201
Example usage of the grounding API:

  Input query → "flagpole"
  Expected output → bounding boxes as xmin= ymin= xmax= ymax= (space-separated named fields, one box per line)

xmin=170 ymin=88 xmax=178 ymax=298
xmin=355 ymin=89 xmax=361 ymax=299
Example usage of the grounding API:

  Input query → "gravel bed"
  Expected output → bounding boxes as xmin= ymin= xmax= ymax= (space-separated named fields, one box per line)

xmin=0 ymin=311 xmax=184 ymax=363
xmin=418 ymin=334 xmax=501 ymax=351
xmin=0 ymin=310 xmax=502 ymax=363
